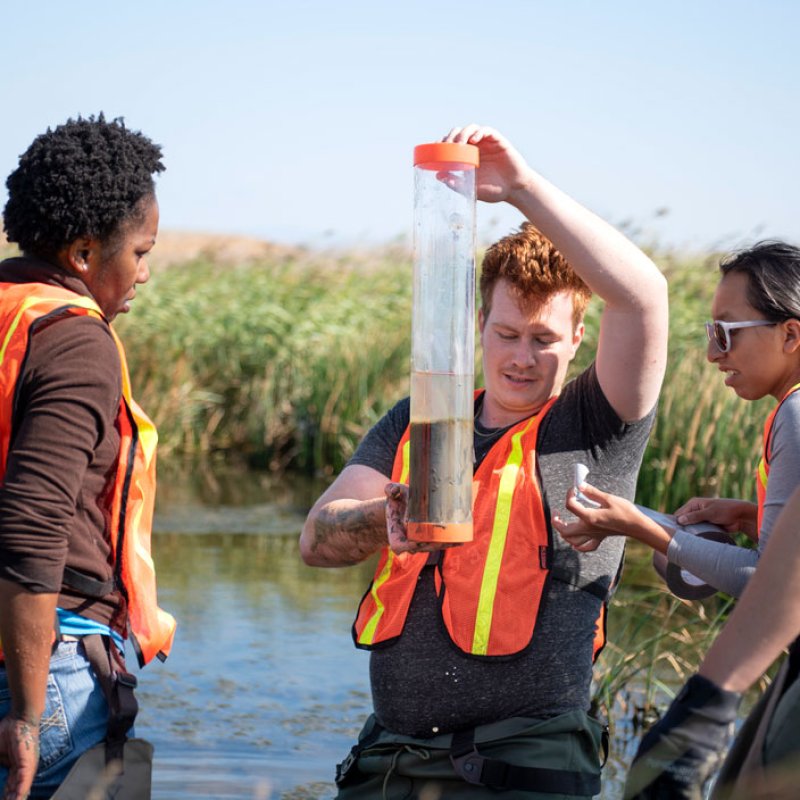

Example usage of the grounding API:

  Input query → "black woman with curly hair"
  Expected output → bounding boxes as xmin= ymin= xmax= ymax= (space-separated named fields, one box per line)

xmin=0 ymin=115 xmax=176 ymax=799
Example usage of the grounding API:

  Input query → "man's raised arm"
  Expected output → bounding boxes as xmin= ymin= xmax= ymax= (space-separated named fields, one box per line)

xmin=446 ymin=124 xmax=669 ymax=422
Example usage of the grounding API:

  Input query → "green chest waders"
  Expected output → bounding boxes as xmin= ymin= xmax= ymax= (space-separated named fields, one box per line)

xmin=449 ymin=725 xmax=604 ymax=793
xmin=336 ymin=712 xmax=607 ymax=797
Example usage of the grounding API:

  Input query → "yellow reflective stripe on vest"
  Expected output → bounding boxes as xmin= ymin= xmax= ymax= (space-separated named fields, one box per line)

xmin=399 ymin=439 xmax=410 ymax=484
xmin=0 ymin=295 xmax=101 ymax=367
xmin=759 ymin=382 xmax=800 ymax=496
xmin=108 ymin=324 xmax=159 ymax=461
xmin=472 ymin=416 xmax=536 ymax=655
xmin=358 ymin=438 xmax=411 ymax=644
xmin=358 ymin=552 xmax=395 ymax=645
xmin=758 ymin=457 xmax=768 ymax=491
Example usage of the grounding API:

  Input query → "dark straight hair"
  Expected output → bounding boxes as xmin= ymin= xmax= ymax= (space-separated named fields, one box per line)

xmin=720 ymin=241 xmax=800 ymax=321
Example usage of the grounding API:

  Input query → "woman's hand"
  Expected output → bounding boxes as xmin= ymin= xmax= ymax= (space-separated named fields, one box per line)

xmin=553 ymin=483 xmax=675 ymax=554
xmin=0 ymin=716 xmax=40 ymax=800
xmin=673 ymin=497 xmax=758 ymax=541
xmin=552 ymin=484 xmax=643 ymax=552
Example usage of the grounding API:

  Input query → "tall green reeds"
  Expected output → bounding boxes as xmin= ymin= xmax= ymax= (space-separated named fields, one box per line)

xmin=116 ymin=245 xmax=773 ymax=711
xmin=116 ymin=250 xmax=413 ymax=472
xmin=593 ymin=542 xmax=736 ymax=727
xmin=117 ymin=245 xmax=772 ymax=505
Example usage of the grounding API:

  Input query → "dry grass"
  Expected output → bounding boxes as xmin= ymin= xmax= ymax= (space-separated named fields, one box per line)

xmin=146 ymin=230 xmax=299 ymax=269
xmin=1 ymin=226 xmax=296 ymax=268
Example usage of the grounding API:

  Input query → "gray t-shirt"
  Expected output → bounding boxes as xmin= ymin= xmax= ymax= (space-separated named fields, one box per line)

xmin=348 ymin=364 xmax=656 ymax=736
xmin=668 ymin=390 xmax=800 ymax=597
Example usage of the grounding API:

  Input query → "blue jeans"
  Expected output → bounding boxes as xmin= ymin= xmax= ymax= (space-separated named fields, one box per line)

xmin=0 ymin=639 xmax=110 ymax=799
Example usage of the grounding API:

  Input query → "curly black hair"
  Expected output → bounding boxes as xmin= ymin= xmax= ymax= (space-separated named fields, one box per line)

xmin=3 ymin=113 xmax=164 ymax=258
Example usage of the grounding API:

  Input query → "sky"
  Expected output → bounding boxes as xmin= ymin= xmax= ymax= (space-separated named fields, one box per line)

xmin=2 ymin=0 xmax=798 ymax=253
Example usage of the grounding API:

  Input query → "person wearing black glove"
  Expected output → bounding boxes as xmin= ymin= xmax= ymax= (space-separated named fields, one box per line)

xmin=624 ymin=673 xmax=742 ymax=800
xmin=623 ymin=485 xmax=800 ymax=799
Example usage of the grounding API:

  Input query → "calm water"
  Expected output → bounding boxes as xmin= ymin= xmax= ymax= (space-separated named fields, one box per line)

xmin=131 ymin=462 xmax=713 ymax=799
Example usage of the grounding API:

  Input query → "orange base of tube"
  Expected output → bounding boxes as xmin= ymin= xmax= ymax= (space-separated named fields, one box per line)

xmin=407 ymin=521 xmax=473 ymax=543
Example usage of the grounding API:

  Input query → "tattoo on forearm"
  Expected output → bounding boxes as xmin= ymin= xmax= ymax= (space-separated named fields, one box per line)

xmin=18 ymin=721 xmax=38 ymax=752
xmin=312 ymin=501 xmax=384 ymax=563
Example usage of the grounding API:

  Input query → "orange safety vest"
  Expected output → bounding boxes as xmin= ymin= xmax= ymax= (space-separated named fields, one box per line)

xmin=0 ymin=282 xmax=176 ymax=667
xmin=756 ymin=382 xmax=800 ymax=533
xmin=353 ymin=393 xmax=608 ymax=660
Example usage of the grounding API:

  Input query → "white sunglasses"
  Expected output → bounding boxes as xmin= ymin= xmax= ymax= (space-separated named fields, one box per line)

xmin=705 ymin=319 xmax=777 ymax=353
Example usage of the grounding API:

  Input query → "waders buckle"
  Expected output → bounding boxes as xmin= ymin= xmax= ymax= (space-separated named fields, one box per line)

xmin=450 ymin=732 xmax=489 ymax=786
xmin=335 ymin=749 xmax=358 ymax=787
xmin=335 ymin=717 xmax=385 ymax=787
xmin=116 ymin=671 xmax=138 ymax=690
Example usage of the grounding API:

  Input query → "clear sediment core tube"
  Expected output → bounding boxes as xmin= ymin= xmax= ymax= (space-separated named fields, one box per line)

xmin=408 ymin=143 xmax=478 ymax=543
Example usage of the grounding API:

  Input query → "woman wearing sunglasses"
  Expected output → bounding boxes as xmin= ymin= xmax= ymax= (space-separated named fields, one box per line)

xmin=553 ymin=240 xmax=800 ymax=798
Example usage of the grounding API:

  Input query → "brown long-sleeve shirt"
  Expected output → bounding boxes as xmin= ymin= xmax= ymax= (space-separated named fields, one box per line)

xmin=0 ymin=256 xmax=126 ymax=630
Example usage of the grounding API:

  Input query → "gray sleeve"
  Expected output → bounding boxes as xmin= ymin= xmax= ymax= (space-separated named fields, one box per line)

xmin=667 ymin=532 xmax=757 ymax=597
xmin=347 ymin=396 xmax=410 ymax=479
xmin=667 ymin=392 xmax=800 ymax=597
xmin=759 ymin=392 xmax=800 ymax=546
xmin=540 ymin=364 xmax=656 ymax=589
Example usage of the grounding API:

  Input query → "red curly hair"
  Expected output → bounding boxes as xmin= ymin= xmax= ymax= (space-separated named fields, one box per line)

xmin=480 ymin=222 xmax=591 ymax=327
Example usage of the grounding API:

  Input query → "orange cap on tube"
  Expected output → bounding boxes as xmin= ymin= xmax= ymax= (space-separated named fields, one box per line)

xmin=413 ymin=142 xmax=479 ymax=171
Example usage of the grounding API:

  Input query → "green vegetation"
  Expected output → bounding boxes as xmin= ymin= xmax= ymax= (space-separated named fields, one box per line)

xmin=117 ymin=246 xmax=413 ymax=472
xmin=0 ymin=241 xmax=17 ymax=261
xmin=118 ymin=244 xmax=770 ymax=509
xmin=595 ymin=542 xmax=739 ymax=730
xmin=116 ymin=243 xmax=770 ymax=720
xmin=1 ymin=235 xmax=767 ymax=726
xmin=5 ymin=231 xmax=767 ymax=504
xmin=636 ymin=253 xmax=771 ymax=511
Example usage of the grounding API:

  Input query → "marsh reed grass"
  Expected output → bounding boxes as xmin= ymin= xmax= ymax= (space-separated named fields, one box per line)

xmin=115 ymin=244 xmax=774 ymax=712
xmin=119 ymin=245 xmax=770 ymax=511
xmin=594 ymin=543 xmax=738 ymax=729
xmin=0 ymin=232 xmax=760 ymax=736
xmin=117 ymin=249 xmax=413 ymax=472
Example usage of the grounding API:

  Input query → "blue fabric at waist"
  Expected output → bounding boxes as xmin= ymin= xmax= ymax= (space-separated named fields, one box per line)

xmin=56 ymin=608 xmax=124 ymax=652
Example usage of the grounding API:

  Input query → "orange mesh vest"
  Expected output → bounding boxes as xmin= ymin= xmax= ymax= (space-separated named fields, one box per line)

xmin=0 ymin=282 xmax=176 ymax=667
xmin=354 ymin=393 xmax=581 ymax=658
xmin=756 ymin=382 xmax=800 ymax=533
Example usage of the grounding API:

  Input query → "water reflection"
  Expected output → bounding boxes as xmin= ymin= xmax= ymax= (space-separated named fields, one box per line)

xmin=135 ymin=463 xmax=375 ymax=798
xmin=136 ymin=462 xmax=715 ymax=799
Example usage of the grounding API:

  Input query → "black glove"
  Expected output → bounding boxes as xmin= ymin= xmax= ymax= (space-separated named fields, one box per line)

xmin=624 ymin=673 xmax=742 ymax=800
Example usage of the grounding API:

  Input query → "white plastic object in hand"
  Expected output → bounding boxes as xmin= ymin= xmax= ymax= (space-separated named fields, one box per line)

xmin=574 ymin=463 xmax=601 ymax=509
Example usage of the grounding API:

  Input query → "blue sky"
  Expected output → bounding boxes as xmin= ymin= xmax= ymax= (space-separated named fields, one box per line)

xmin=2 ymin=0 xmax=798 ymax=252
